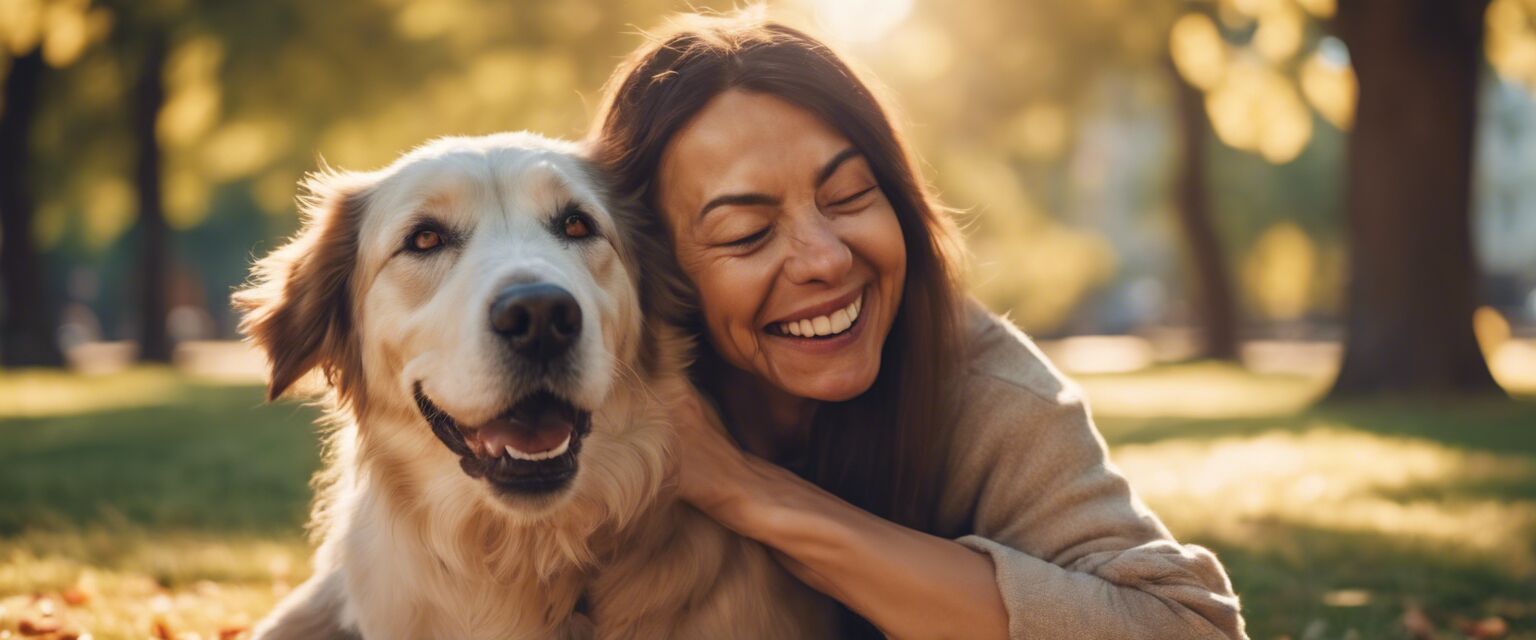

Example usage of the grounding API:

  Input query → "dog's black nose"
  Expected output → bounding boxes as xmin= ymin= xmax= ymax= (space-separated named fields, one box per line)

xmin=489 ymin=283 xmax=582 ymax=362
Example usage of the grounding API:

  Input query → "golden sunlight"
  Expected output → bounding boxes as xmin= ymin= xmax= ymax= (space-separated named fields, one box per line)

xmin=1115 ymin=428 xmax=1536 ymax=573
xmin=1243 ymin=222 xmax=1317 ymax=321
xmin=809 ymin=0 xmax=915 ymax=44
xmin=1204 ymin=57 xmax=1313 ymax=163
xmin=1170 ymin=12 xmax=1227 ymax=91
xmin=1487 ymin=0 xmax=1536 ymax=90
xmin=1299 ymin=38 xmax=1357 ymax=130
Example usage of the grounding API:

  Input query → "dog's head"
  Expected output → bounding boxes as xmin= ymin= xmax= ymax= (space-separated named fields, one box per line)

xmin=236 ymin=133 xmax=674 ymax=517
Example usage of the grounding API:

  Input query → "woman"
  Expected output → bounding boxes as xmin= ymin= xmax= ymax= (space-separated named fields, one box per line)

xmin=590 ymin=13 xmax=1246 ymax=640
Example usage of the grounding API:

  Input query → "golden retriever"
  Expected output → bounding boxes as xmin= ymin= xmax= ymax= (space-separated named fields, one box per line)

xmin=235 ymin=132 xmax=832 ymax=639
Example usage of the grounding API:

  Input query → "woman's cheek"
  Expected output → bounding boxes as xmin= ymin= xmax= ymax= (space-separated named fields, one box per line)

xmin=844 ymin=204 xmax=906 ymax=279
xmin=698 ymin=258 xmax=771 ymax=367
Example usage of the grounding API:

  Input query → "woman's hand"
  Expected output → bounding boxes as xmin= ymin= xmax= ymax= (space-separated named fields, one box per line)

xmin=663 ymin=385 xmax=1009 ymax=640
xmin=663 ymin=385 xmax=761 ymax=520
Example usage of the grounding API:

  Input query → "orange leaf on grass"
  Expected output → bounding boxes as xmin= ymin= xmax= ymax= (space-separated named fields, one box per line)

xmin=61 ymin=587 xmax=90 ymax=606
xmin=18 ymin=617 xmax=62 ymax=636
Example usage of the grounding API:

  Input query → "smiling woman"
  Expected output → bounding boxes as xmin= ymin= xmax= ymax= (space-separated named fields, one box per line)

xmin=592 ymin=11 xmax=1248 ymax=640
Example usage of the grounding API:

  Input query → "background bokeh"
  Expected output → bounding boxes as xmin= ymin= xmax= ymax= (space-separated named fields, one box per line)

xmin=2 ymin=0 xmax=1534 ymax=638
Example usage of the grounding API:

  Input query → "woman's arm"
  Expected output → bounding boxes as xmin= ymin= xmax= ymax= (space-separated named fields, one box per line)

xmin=670 ymin=374 xmax=1246 ymax=640
xmin=669 ymin=391 xmax=1010 ymax=640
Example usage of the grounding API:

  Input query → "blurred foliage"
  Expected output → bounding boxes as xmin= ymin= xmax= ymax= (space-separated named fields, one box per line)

xmin=0 ymin=0 xmax=1534 ymax=339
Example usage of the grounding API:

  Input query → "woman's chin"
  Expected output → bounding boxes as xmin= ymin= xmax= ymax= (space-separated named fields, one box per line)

xmin=777 ymin=363 xmax=881 ymax=403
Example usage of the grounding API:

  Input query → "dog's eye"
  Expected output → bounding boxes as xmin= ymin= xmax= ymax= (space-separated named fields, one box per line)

xmin=562 ymin=212 xmax=594 ymax=239
xmin=407 ymin=228 xmax=444 ymax=253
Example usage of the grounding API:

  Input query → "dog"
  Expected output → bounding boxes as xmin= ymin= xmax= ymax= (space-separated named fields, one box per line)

xmin=235 ymin=132 xmax=833 ymax=639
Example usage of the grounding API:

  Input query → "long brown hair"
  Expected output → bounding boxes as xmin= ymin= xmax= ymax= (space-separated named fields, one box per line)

xmin=590 ymin=12 xmax=965 ymax=535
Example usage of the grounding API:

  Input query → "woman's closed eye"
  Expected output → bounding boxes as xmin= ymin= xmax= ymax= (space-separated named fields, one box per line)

xmin=722 ymin=226 xmax=771 ymax=248
xmin=825 ymin=185 xmax=878 ymax=212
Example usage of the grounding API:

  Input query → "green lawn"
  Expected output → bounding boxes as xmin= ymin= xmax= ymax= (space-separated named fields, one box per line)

xmin=0 ymin=365 xmax=1532 ymax=639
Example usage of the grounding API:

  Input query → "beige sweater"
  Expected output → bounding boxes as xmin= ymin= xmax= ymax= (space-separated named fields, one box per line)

xmin=936 ymin=303 xmax=1247 ymax=639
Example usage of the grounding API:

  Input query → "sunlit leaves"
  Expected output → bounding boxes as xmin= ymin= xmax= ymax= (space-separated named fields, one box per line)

xmin=1205 ymin=56 xmax=1313 ymax=163
xmin=392 ymin=0 xmax=467 ymax=41
xmin=1175 ymin=1 xmax=1358 ymax=162
xmin=82 ymin=176 xmax=133 ymax=250
xmin=1171 ymin=12 xmax=1226 ymax=91
xmin=202 ymin=119 xmax=290 ymax=181
xmin=0 ymin=0 xmax=110 ymax=65
xmin=163 ymin=165 xmax=209 ymax=229
xmin=1295 ymin=0 xmax=1334 ymax=19
xmin=1242 ymin=222 xmax=1315 ymax=320
xmin=0 ymin=0 xmax=45 ymax=54
xmin=40 ymin=0 xmax=110 ymax=66
xmin=156 ymin=35 xmax=222 ymax=147
xmin=1300 ymin=39 xmax=1357 ymax=130
xmin=1252 ymin=0 xmax=1304 ymax=63
xmin=943 ymin=148 xmax=1117 ymax=330
xmin=1486 ymin=0 xmax=1536 ymax=90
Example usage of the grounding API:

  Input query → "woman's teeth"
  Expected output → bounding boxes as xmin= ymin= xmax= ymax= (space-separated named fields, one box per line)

xmin=777 ymin=295 xmax=862 ymax=338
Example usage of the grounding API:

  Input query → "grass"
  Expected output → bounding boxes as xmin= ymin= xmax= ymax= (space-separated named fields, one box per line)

xmin=0 ymin=364 xmax=1533 ymax=639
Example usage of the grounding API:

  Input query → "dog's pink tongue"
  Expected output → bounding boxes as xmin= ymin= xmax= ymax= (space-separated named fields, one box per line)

xmin=472 ymin=417 xmax=572 ymax=457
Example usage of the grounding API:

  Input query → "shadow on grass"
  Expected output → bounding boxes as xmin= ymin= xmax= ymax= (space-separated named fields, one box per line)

xmin=1100 ymin=396 xmax=1536 ymax=457
xmin=0 ymin=381 xmax=323 ymax=537
xmin=1195 ymin=522 xmax=1536 ymax=640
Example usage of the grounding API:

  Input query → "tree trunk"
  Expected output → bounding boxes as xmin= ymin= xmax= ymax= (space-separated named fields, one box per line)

xmin=0 ymin=48 xmax=66 ymax=368
xmin=1329 ymin=0 xmax=1501 ymax=397
xmin=132 ymin=35 xmax=174 ymax=363
xmin=1168 ymin=58 xmax=1240 ymax=361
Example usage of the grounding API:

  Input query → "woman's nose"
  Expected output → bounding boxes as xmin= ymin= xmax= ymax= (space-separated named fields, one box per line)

xmin=782 ymin=210 xmax=853 ymax=285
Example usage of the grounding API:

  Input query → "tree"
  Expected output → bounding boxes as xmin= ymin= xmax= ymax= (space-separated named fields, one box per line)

xmin=0 ymin=47 xmax=66 ymax=367
xmin=129 ymin=30 xmax=172 ymax=363
xmin=1168 ymin=53 xmax=1240 ymax=360
xmin=1327 ymin=0 xmax=1502 ymax=397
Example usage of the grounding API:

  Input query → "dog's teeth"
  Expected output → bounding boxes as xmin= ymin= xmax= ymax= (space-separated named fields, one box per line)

xmin=502 ymin=432 xmax=573 ymax=461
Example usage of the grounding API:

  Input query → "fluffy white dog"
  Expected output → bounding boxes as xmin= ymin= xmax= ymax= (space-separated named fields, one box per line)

xmin=236 ymin=133 xmax=832 ymax=639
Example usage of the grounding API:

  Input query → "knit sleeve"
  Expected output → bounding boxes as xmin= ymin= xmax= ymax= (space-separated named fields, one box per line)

xmin=942 ymin=375 xmax=1247 ymax=640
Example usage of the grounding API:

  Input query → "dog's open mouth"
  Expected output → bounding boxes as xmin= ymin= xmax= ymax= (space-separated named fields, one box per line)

xmin=413 ymin=383 xmax=591 ymax=495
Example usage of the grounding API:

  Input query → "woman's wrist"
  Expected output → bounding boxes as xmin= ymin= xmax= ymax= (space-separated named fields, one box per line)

xmin=715 ymin=458 xmax=869 ymax=563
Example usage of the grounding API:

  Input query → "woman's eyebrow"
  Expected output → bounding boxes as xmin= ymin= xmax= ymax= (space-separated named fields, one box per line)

xmin=695 ymin=147 xmax=863 ymax=222
xmin=698 ymin=192 xmax=779 ymax=221
xmin=815 ymin=147 xmax=862 ymax=186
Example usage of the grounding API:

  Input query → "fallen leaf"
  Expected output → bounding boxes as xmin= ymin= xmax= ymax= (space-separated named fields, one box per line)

xmin=1464 ymin=616 xmax=1508 ymax=639
xmin=1402 ymin=605 xmax=1437 ymax=640
xmin=61 ymin=588 xmax=90 ymax=607
xmin=17 ymin=618 xmax=61 ymax=636
xmin=151 ymin=618 xmax=175 ymax=640
xmin=217 ymin=626 xmax=247 ymax=640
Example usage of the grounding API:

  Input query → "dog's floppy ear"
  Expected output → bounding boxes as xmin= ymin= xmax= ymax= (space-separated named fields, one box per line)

xmin=234 ymin=170 xmax=371 ymax=405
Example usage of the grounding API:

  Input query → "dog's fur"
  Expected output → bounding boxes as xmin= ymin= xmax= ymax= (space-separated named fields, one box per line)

xmin=236 ymin=133 xmax=832 ymax=639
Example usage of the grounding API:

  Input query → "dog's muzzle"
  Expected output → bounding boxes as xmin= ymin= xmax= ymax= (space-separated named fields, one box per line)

xmin=413 ymin=383 xmax=593 ymax=496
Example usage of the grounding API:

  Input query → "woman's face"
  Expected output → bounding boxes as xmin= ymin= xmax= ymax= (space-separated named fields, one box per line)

xmin=656 ymin=89 xmax=906 ymax=402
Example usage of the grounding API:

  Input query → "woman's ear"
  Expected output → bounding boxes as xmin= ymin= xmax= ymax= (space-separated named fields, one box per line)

xmin=234 ymin=171 xmax=371 ymax=404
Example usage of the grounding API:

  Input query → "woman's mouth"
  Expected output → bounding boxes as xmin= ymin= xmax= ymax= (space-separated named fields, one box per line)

xmin=764 ymin=292 xmax=863 ymax=339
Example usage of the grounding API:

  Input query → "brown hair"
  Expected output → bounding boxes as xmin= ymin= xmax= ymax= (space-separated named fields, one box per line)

xmin=590 ymin=12 xmax=965 ymax=536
